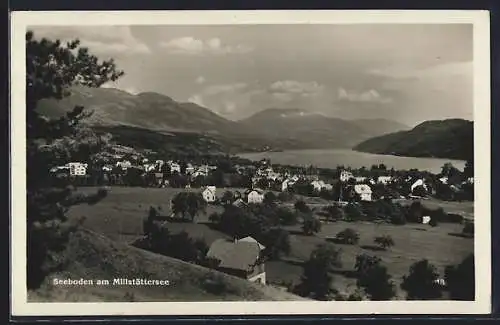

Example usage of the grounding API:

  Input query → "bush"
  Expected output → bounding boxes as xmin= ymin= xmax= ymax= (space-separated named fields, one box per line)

xmin=462 ymin=221 xmax=474 ymax=237
xmin=302 ymin=216 xmax=322 ymax=236
xmin=429 ymin=218 xmax=438 ymax=227
xmin=401 ymin=259 xmax=442 ymax=300
xmin=374 ymin=235 xmax=395 ymax=250
xmin=277 ymin=191 xmax=293 ymax=202
xmin=335 ymin=228 xmax=360 ymax=245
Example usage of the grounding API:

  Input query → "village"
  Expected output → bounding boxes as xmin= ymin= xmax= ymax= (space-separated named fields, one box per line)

xmin=53 ymin=142 xmax=475 ymax=300
xmin=50 ymin=143 xmax=474 ymax=205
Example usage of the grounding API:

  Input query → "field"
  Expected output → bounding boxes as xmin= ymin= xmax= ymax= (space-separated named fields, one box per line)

xmin=69 ymin=186 xmax=474 ymax=299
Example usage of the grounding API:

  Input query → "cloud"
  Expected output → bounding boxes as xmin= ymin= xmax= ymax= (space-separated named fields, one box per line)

xmin=160 ymin=37 xmax=253 ymax=55
xmin=270 ymin=80 xmax=325 ymax=95
xmin=337 ymin=88 xmax=393 ymax=104
xmin=31 ymin=26 xmax=151 ymax=56
xmin=187 ymin=82 xmax=258 ymax=116
xmin=367 ymin=61 xmax=472 ymax=80
xmin=196 ymin=76 xmax=206 ymax=84
xmin=187 ymin=94 xmax=205 ymax=107
xmin=202 ymin=83 xmax=248 ymax=96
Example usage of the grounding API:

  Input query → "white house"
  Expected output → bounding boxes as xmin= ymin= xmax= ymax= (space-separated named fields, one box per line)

xmin=281 ymin=179 xmax=295 ymax=192
xmin=170 ymin=162 xmax=181 ymax=174
xmin=116 ymin=160 xmax=132 ymax=170
xmin=202 ymin=186 xmax=217 ymax=203
xmin=144 ymin=164 xmax=156 ymax=172
xmin=311 ymin=180 xmax=333 ymax=192
xmin=68 ymin=162 xmax=88 ymax=176
xmin=102 ymin=165 xmax=113 ymax=172
xmin=411 ymin=179 xmax=428 ymax=193
xmin=439 ymin=177 xmax=449 ymax=184
xmin=245 ymin=189 xmax=265 ymax=204
xmin=186 ymin=163 xmax=195 ymax=175
xmin=340 ymin=170 xmax=354 ymax=182
xmin=354 ymin=184 xmax=372 ymax=201
xmin=377 ymin=176 xmax=392 ymax=185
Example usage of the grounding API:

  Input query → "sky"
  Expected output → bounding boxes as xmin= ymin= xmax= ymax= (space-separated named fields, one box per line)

xmin=31 ymin=24 xmax=473 ymax=126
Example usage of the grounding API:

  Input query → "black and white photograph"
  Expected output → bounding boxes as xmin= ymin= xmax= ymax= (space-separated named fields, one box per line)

xmin=10 ymin=10 xmax=491 ymax=316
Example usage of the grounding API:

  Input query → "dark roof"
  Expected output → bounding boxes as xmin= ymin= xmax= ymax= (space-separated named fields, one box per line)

xmin=206 ymin=239 xmax=261 ymax=271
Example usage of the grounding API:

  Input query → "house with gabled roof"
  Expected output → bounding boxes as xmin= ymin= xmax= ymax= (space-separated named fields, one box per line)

xmin=202 ymin=186 xmax=217 ymax=203
xmin=245 ymin=188 xmax=265 ymax=204
xmin=206 ymin=238 xmax=266 ymax=284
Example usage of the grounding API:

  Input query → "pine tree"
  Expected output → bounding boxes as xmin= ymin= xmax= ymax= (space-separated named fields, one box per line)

xmin=26 ymin=30 xmax=124 ymax=289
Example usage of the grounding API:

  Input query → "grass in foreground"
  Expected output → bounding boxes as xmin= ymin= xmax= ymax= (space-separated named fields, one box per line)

xmin=28 ymin=228 xmax=308 ymax=302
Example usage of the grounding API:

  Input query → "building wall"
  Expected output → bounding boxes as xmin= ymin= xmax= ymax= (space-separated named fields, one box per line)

xmin=248 ymin=192 xmax=263 ymax=203
xmin=360 ymin=193 xmax=372 ymax=201
xmin=203 ymin=190 xmax=215 ymax=202
xmin=248 ymin=272 xmax=266 ymax=285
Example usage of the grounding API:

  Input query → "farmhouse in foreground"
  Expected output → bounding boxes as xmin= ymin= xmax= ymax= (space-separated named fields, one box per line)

xmin=206 ymin=237 xmax=267 ymax=284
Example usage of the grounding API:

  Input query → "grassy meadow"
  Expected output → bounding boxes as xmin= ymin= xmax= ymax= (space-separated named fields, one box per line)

xmin=69 ymin=186 xmax=474 ymax=299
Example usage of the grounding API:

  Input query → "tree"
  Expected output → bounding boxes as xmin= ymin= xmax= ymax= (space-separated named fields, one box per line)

xmin=171 ymin=192 xmax=206 ymax=221
xmin=344 ymin=203 xmax=364 ymax=222
xmin=294 ymin=244 xmax=342 ymax=300
xmin=220 ymin=191 xmax=234 ymax=206
xmin=294 ymin=200 xmax=310 ymax=213
xmin=463 ymin=159 xmax=474 ymax=178
xmin=275 ymin=207 xmax=298 ymax=226
xmin=429 ymin=218 xmax=438 ymax=227
xmin=445 ymin=253 xmax=475 ymax=300
xmin=374 ymin=235 xmax=395 ymax=250
xmin=143 ymin=206 xmax=159 ymax=238
xmin=462 ymin=221 xmax=474 ymax=238
xmin=335 ymin=228 xmax=360 ymax=245
xmin=302 ymin=216 xmax=322 ymax=236
xmin=401 ymin=259 xmax=442 ymax=300
xmin=355 ymin=254 xmax=396 ymax=300
xmin=26 ymin=31 xmax=123 ymax=289
xmin=263 ymin=191 xmax=277 ymax=205
xmin=261 ymin=228 xmax=291 ymax=260
xmin=412 ymin=185 xmax=427 ymax=197
xmin=323 ymin=205 xmax=344 ymax=222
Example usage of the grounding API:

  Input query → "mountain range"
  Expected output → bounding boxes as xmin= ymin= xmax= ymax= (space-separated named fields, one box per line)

xmin=353 ymin=119 xmax=473 ymax=161
xmin=36 ymin=86 xmax=409 ymax=153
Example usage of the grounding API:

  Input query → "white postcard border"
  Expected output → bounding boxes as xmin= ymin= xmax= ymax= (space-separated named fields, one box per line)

xmin=10 ymin=10 xmax=491 ymax=316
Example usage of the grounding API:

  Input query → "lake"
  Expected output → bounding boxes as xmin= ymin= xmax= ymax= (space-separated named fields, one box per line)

xmin=237 ymin=149 xmax=466 ymax=174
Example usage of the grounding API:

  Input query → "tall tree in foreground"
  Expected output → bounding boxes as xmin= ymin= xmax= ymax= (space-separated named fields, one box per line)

xmin=26 ymin=31 xmax=124 ymax=289
xmin=445 ymin=253 xmax=475 ymax=300
xmin=354 ymin=254 xmax=396 ymax=300
xmin=294 ymin=244 xmax=342 ymax=300
xmin=401 ymin=259 xmax=442 ymax=300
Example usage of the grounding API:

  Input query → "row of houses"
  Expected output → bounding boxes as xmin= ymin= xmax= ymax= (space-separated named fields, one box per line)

xmin=201 ymin=186 xmax=266 ymax=204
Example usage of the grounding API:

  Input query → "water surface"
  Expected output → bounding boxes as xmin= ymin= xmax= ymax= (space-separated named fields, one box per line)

xmin=238 ymin=149 xmax=466 ymax=174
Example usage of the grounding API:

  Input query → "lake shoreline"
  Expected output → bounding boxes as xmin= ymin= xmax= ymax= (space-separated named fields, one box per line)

xmin=236 ymin=148 xmax=466 ymax=174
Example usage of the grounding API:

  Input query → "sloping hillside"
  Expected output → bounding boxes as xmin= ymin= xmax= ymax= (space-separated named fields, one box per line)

xmin=349 ymin=118 xmax=409 ymax=137
xmin=28 ymin=228 xmax=308 ymax=302
xmin=353 ymin=119 xmax=473 ymax=160
xmin=36 ymin=86 xmax=241 ymax=134
xmin=239 ymin=109 xmax=374 ymax=148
